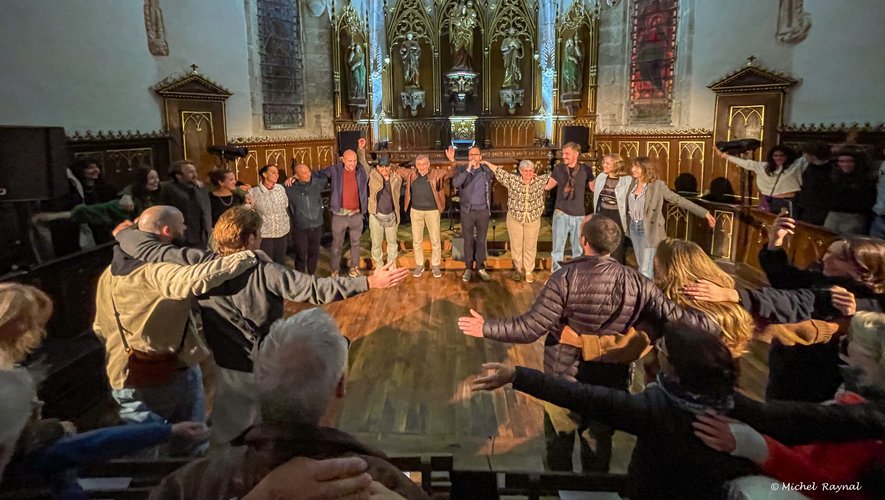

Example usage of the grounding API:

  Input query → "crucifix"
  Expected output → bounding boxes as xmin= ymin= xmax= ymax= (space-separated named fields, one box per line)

xmin=190 ymin=64 xmax=199 ymax=74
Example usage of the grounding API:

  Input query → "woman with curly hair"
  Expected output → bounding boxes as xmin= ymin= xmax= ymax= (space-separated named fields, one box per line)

xmin=0 ymin=283 xmax=52 ymax=369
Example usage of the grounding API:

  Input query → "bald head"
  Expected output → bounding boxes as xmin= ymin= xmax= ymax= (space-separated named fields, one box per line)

xmin=294 ymin=163 xmax=311 ymax=183
xmin=342 ymin=150 xmax=358 ymax=171
xmin=138 ymin=205 xmax=186 ymax=243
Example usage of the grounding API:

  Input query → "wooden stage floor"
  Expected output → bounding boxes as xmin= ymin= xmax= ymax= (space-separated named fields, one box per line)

xmin=283 ymin=233 xmax=769 ymax=472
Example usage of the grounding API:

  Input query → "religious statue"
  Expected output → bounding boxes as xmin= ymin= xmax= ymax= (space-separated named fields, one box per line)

xmin=500 ymin=28 xmax=524 ymax=89
xmin=776 ymin=0 xmax=812 ymax=43
xmin=561 ymin=34 xmax=584 ymax=94
xmin=449 ymin=0 xmax=478 ymax=71
xmin=400 ymin=32 xmax=421 ymax=88
xmin=347 ymin=43 xmax=367 ymax=100
xmin=143 ymin=0 xmax=169 ymax=56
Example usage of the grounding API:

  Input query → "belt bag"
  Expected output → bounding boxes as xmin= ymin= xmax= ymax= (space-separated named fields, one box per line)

xmin=126 ymin=350 xmax=181 ymax=387
xmin=374 ymin=211 xmax=397 ymax=228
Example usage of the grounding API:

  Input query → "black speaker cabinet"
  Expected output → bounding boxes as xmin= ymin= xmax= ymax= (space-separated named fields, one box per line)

xmin=561 ymin=125 xmax=590 ymax=153
xmin=0 ymin=126 xmax=68 ymax=202
xmin=337 ymin=130 xmax=362 ymax=156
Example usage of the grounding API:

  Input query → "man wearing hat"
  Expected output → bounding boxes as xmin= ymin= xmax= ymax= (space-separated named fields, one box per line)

xmin=359 ymin=138 xmax=403 ymax=272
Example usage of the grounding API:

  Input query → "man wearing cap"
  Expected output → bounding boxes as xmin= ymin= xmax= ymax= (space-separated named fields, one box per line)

xmin=358 ymin=138 xmax=402 ymax=272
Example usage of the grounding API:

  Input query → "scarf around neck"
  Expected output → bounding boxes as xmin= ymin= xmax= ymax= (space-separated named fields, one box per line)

xmin=651 ymin=373 xmax=735 ymax=415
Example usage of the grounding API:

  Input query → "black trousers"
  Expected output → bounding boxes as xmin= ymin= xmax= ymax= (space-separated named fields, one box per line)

xmin=461 ymin=208 xmax=490 ymax=270
xmin=260 ymin=235 xmax=288 ymax=265
xmin=292 ymin=226 xmax=323 ymax=275
xmin=544 ymin=361 xmax=630 ymax=472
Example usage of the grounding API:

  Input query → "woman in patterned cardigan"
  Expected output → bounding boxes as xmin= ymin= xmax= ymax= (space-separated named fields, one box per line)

xmin=483 ymin=159 xmax=549 ymax=283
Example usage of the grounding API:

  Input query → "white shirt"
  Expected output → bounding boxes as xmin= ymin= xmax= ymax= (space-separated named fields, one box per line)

xmin=251 ymin=183 xmax=290 ymax=238
xmin=726 ymin=155 xmax=804 ymax=197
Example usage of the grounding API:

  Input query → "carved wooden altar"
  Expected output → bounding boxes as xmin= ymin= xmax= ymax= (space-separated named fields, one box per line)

xmin=330 ymin=0 xmax=600 ymax=154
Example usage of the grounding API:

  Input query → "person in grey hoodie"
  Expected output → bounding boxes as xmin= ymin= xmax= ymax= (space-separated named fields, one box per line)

xmin=114 ymin=207 xmax=409 ymax=445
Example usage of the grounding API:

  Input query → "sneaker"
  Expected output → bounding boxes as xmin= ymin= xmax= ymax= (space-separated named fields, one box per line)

xmin=462 ymin=269 xmax=473 ymax=282
xmin=432 ymin=266 xmax=442 ymax=278
xmin=477 ymin=269 xmax=491 ymax=282
xmin=525 ymin=272 xmax=535 ymax=283
xmin=413 ymin=265 xmax=425 ymax=277
xmin=348 ymin=267 xmax=362 ymax=278
xmin=508 ymin=270 xmax=522 ymax=282
xmin=330 ymin=271 xmax=340 ymax=278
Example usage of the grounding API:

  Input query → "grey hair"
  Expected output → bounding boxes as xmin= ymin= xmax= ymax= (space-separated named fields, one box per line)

xmin=518 ymin=160 xmax=535 ymax=171
xmin=255 ymin=308 xmax=349 ymax=425
xmin=0 ymin=368 xmax=36 ymax=476
xmin=415 ymin=154 xmax=430 ymax=164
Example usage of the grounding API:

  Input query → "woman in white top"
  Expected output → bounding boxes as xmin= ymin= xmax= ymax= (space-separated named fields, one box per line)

xmin=715 ymin=145 xmax=802 ymax=213
xmin=591 ymin=153 xmax=632 ymax=263
xmin=627 ymin=157 xmax=715 ymax=278
xmin=250 ymin=164 xmax=291 ymax=264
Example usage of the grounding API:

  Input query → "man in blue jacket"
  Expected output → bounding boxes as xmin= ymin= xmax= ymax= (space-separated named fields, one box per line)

xmin=285 ymin=163 xmax=328 ymax=275
xmin=452 ymin=147 xmax=496 ymax=282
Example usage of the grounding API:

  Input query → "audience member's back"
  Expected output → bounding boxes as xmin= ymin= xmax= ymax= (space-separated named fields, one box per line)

xmin=150 ymin=309 xmax=428 ymax=500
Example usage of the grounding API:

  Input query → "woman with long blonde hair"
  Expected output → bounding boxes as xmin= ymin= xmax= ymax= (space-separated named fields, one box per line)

xmin=654 ymin=238 xmax=754 ymax=357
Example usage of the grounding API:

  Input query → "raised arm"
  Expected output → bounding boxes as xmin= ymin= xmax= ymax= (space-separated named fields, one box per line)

xmin=115 ymin=227 xmax=212 ymax=265
xmin=715 ymin=149 xmax=767 ymax=173
xmin=356 ymin=139 xmax=371 ymax=170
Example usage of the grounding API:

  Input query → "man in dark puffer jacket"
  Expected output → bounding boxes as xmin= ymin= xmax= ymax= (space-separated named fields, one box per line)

xmin=459 ymin=214 xmax=719 ymax=472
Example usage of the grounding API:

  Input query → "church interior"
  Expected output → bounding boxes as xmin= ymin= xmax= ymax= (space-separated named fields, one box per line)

xmin=2 ymin=0 xmax=885 ymax=498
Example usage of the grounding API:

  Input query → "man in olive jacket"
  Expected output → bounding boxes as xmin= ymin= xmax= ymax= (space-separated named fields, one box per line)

xmin=115 ymin=206 xmax=409 ymax=444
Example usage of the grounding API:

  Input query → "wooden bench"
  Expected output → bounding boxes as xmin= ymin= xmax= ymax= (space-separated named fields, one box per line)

xmin=79 ymin=454 xmax=455 ymax=499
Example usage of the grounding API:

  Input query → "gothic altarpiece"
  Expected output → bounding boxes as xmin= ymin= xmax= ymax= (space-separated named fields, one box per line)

xmin=330 ymin=0 xmax=602 ymax=160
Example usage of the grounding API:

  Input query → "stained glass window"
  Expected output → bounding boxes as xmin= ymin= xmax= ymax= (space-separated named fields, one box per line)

xmin=258 ymin=0 xmax=305 ymax=128
xmin=629 ymin=0 xmax=678 ymax=124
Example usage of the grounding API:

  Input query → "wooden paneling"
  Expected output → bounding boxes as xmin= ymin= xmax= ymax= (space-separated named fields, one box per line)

xmin=227 ymin=137 xmax=337 ymax=185
xmin=68 ymin=134 xmax=172 ymax=188
xmin=595 ymin=131 xmax=713 ymax=193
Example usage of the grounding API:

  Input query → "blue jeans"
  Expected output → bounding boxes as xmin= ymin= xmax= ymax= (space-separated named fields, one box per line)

xmin=551 ymin=210 xmax=584 ymax=271
xmin=112 ymin=365 xmax=205 ymax=455
xmin=112 ymin=365 xmax=205 ymax=424
xmin=629 ymin=220 xmax=655 ymax=278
